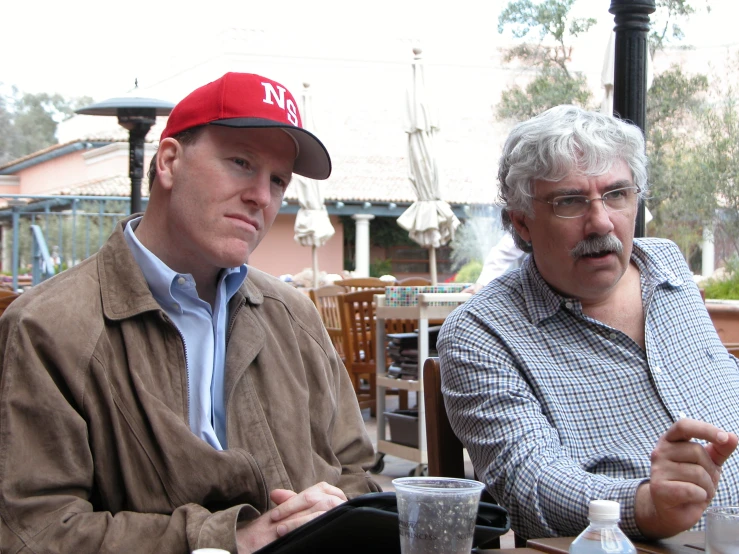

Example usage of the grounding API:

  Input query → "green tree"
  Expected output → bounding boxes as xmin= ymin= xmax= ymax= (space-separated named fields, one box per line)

xmin=497 ymin=67 xmax=592 ymax=120
xmin=690 ymin=58 xmax=739 ymax=257
xmin=645 ymin=52 xmax=739 ymax=266
xmin=649 ymin=0 xmax=710 ymax=56
xmin=496 ymin=0 xmax=596 ymax=120
xmin=0 ymin=95 xmax=15 ymax=165
xmin=0 ymin=85 xmax=92 ymax=165
xmin=645 ymin=65 xmax=710 ymax=253
xmin=640 ymin=0 xmax=712 ymax=263
xmin=495 ymin=0 xmax=707 ymax=122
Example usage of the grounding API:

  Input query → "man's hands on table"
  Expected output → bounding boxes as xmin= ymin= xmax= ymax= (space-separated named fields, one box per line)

xmin=636 ymin=418 xmax=738 ymax=539
xmin=236 ymin=481 xmax=347 ymax=553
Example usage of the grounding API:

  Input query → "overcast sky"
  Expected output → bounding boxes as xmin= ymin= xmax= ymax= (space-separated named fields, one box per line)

xmin=2 ymin=0 xmax=737 ymax=102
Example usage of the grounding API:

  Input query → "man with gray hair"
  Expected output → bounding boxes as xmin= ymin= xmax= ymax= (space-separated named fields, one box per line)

xmin=438 ymin=105 xmax=739 ymax=541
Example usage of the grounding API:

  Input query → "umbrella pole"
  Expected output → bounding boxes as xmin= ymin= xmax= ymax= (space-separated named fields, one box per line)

xmin=312 ymin=245 xmax=319 ymax=288
xmin=429 ymin=247 xmax=438 ymax=285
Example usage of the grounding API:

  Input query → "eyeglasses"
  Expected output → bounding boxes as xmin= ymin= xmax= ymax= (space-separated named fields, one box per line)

xmin=534 ymin=186 xmax=640 ymax=219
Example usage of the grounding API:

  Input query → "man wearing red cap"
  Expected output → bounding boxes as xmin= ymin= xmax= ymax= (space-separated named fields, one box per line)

xmin=0 ymin=73 xmax=380 ymax=553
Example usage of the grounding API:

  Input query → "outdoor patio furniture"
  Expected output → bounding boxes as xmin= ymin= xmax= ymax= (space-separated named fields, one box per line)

xmin=308 ymin=285 xmax=346 ymax=362
xmin=339 ymin=289 xmax=385 ymax=415
xmin=396 ymin=277 xmax=432 ymax=286
xmin=423 ymin=357 xmax=465 ymax=479
xmin=0 ymin=290 xmax=20 ymax=318
xmin=338 ymin=288 xmax=412 ymax=417
xmin=423 ymin=355 xmax=523 ymax=548
xmin=334 ymin=277 xmax=391 ymax=292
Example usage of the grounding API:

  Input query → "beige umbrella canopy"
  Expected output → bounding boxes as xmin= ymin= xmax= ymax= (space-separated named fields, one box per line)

xmin=293 ymin=82 xmax=335 ymax=288
xmin=601 ymin=31 xmax=616 ymax=115
xmin=396 ymin=47 xmax=460 ymax=285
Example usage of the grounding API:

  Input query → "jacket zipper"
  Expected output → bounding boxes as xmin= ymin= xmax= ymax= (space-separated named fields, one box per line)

xmin=220 ymin=298 xmax=246 ymax=446
xmin=162 ymin=312 xmax=191 ymax=424
xmin=225 ymin=297 xmax=245 ymax=346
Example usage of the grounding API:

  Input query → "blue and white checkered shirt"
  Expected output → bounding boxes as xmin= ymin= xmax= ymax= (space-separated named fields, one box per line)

xmin=438 ymin=238 xmax=739 ymax=540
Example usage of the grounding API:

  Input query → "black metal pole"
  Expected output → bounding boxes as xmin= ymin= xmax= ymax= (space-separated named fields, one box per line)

xmin=118 ymin=108 xmax=156 ymax=215
xmin=609 ymin=0 xmax=655 ymax=239
xmin=127 ymin=123 xmax=152 ymax=214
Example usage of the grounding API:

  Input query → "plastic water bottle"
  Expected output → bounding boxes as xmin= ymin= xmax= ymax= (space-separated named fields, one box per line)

xmin=569 ymin=500 xmax=636 ymax=554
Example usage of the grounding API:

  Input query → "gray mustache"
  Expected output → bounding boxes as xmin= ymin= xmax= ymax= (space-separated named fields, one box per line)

xmin=570 ymin=235 xmax=623 ymax=258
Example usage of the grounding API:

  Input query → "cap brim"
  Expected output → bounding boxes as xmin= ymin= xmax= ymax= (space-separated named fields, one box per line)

xmin=210 ymin=118 xmax=332 ymax=180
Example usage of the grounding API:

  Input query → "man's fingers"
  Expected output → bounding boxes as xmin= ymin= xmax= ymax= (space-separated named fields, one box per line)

xmin=706 ymin=432 xmax=739 ymax=467
xmin=270 ymin=482 xmax=346 ymax=521
xmin=663 ymin=418 xmax=730 ymax=445
xmin=312 ymin=481 xmax=348 ymax=501
xmin=651 ymin=479 xmax=710 ymax=507
xmin=276 ymin=511 xmax=327 ymax=537
xmin=661 ymin=419 xmax=737 ymax=468
xmin=270 ymin=489 xmax=298 ymax=505
xmin=653 ymin=461 xmax=716 ymax=499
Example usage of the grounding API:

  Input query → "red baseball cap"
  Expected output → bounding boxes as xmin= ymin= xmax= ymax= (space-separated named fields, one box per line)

xmin=161 ymin=72 xmax=331 ymax=180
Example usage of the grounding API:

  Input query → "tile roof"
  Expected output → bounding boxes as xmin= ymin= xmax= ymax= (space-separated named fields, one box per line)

xmin=0 ymin=138 xmax=123 ymax=172
xmin=50 ymin=151 xmax=494 ymax=206
xmin=323 ymin=154 xmax=493 ymax=204
xmin=56 ymin=174 xmax=151 ymax=198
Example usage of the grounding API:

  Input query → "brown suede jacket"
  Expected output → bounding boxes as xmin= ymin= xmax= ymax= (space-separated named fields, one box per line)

xmin=0 ymin=218 xmax=380 ymax=553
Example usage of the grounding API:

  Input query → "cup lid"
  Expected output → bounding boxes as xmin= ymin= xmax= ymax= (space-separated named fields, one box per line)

xmin=392 ymin=476 xmax=485 ymax=492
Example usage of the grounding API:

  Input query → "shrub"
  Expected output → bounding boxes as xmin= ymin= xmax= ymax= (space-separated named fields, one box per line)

xmin=454 ymin=260 xmax=483 ymax=284
xmin=369 ymin=258 xmax=393 ymax=278
xmin=703 ymin=257 xmax=739 ymax=300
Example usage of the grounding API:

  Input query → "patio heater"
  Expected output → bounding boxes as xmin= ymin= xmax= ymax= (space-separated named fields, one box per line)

xmin=609 ymin=0 xmax=656 ymax=239
xmin=75 ymin=94 xmax=174 ymax=214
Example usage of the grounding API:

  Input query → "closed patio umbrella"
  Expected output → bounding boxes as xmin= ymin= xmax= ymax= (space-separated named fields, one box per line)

xmin=397 ymin=48 xmax=460 ymax=285
xmin=601 ymin=31 xmax=616 ymax=115
xmin=293 ymin=82 xmax=335 ymax=288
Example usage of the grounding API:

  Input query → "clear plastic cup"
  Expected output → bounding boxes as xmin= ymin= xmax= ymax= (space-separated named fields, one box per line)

xmin=392 ymin=476 xmax=485 ymax=554
xmin=706 ymin=506 xmax=739 ymax=554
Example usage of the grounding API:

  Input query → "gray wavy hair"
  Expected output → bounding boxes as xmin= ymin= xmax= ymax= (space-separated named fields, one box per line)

xmin=498 ymin=105 xmax=649 ymax=253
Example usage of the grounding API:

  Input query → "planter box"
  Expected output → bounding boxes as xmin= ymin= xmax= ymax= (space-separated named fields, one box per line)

xmin=706 ymin=300 xmax=739 ymax=344
xmin=384 ymin=409 xmax=419 ymax=448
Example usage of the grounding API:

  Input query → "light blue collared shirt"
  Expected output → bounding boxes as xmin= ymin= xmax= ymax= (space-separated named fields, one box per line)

xmin=124 ymin=218 xmax=247 ymax=449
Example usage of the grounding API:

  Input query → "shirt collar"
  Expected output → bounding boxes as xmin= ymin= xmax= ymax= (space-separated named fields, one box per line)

xmin=522 ymin=238 xmax=686 ymax=326
xmin=631 ymin=238 xmax=685 ymax=289
xmin=123 ymin=217 xmax=247 ymax=306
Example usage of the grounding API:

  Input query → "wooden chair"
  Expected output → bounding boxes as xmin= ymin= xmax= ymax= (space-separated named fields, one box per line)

xmin=339 ymin=289 xmax=385 ymax=415
xmin=0 ymin=289 xmax=20 ymax=318
xmin=396 ymin=277 xmax=432 ymax=286
xmin=334 ymin=277 xmax=391 ymax=292
xmin=423 ymin=357 xmax=466 ymax=479
xmin=309 ymin=285 xmax=346 ymax=362
xmin=423 ymin=356 xmax=524 ymax=548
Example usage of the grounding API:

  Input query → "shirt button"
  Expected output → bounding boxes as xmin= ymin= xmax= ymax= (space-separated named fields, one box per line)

xmin=177 ymin=276 xmax=186 ymax=285
xmin=172 ymin=303 xmax=179 ymax=310
xmin=565 ymin=302 xmax=573 ymax=309
xmin=654 ymin=366 xmax=662 ymax=374
xmin=609 ymin=332 xmax=617 ymax=340
xmin=678 ymin=411 xmax=687 ymax=419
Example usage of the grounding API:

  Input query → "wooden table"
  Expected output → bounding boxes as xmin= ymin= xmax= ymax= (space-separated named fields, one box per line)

xmin=527 ymin=531 xmax=704 ymax=554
